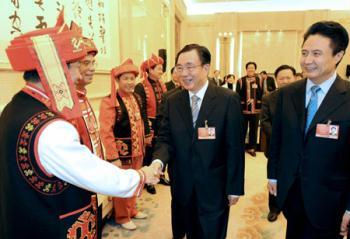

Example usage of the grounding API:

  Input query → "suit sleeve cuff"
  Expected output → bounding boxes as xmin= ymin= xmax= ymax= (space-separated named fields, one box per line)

xmin=152 ymin=159 xmax=164 ymax=170
xmin=268 ymin=179 xmax=277 ymax=183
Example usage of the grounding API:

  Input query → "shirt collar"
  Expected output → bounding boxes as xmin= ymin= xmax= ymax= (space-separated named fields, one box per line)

xmin=306 ymin=71 xmax=337 ymax=95
xmin=25 ymin=83 xmax=49 ymax=99
xmin=189 ymin=80 xmax=209 ymax=100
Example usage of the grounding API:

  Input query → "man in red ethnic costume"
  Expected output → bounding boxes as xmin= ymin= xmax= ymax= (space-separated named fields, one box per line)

xmin=134 ymin=54 xmax=168 ymax=194
xmin=99 ymin=59 xmax=150 ymax=230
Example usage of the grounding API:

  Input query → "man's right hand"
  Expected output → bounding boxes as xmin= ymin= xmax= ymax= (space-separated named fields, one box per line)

xmin=268 ymin=181 xmax=277 ymax=196
xmin=150 ymin=161 xmax=163 ymax=177
xmin=140 ymin=166 xmax=160 ymax=185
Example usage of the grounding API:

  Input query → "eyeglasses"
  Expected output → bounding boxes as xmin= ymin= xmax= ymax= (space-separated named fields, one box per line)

xmin=174 ymin=64 xmax=202 ymax=73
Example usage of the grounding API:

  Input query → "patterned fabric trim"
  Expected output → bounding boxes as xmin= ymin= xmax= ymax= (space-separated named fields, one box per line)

xmin=141 ymin=78 xmax=167 ymax=118
xmin=121 ymin=95 xmax=145 ymax=159
xmin=65 ymin=195 xmax=98 ymax=239
xmin=16 ymin=110 xmax=69 ymax=195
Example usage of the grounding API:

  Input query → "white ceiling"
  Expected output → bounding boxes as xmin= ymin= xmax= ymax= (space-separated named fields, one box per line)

xmin=184 ymin=0 xmax=350 ymax=15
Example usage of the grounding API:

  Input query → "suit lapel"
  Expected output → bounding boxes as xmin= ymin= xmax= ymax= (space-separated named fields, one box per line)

xmin=307 ymin=76 xmax=348 ymax=134
xmin=291 ymin=79 xmax=307 ymax=134
xmin=195 ymin=84 xmax=217 ymax=128
xmin=176 ymin=89 xmax=194 ymax=136
xmin=175 ymin=84 xmax=218 ymax=136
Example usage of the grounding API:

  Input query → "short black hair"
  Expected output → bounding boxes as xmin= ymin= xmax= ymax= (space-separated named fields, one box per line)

xmin=145 ymin=64 xmax=158 ymax=74
xmin=23 ymin=70 xmax=40 ymax=83
xmin=260 ymin=70 xmax=267 ymax=75
xmin=303 ymin=21 xmax=349 ymax=56
xmin=274 ymin=65 xmax=296 ymax=78
xmin=296 ymin=72 xmax=303 ymax=78
xmin=171 ymin=66 xmax=175 ymax=74
xmin=224 ymin=74 xmax=235 ymax=81
xmin=175 ymin=44 xmax=211 ymax=65
xmin=245 ymin=61 xmax=257 ymax=70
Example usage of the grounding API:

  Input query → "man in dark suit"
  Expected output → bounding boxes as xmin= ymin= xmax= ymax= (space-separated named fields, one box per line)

xmin=151 ymin=44 xmax=245 ymax=239
xmin=261 ymin=65 xmax=296 ymax=222
xmin=260 ymin=70 xmax=277 ymax=95
xmin=268 ymin=21 xmax=350 ymax=238
xmin=236 ymin=61 xmax=263 ymax=157
xmin=165 ymin=67 xmax=180 ymax=91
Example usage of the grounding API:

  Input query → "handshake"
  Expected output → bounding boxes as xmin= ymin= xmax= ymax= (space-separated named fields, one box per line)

xmin=139 ymin=161 xmax=163 ymax=185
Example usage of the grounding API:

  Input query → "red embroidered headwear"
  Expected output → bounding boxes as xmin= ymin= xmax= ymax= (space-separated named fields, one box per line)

xmin=6 ymin=10 xmax=87 ymax=119
xmin=110 ymin=58 xmax=139 ymax=106
xmin=70 ymin=21 xmax=98 ymax=56
xmin=140 ymin=54 xmax=163 ymax=79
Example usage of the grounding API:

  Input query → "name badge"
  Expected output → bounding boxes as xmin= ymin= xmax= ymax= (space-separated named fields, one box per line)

xmin=198 ymin=120 xmax=216 ymax=140
xmin=316 ymin=121 xmax=339 ymax=139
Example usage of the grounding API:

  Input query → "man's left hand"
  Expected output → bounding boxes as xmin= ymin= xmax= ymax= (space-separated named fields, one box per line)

xmin=340 ymin=211 xmax=350 ymax=236
xmin=228 ymin=195 xmax=239 ymax=206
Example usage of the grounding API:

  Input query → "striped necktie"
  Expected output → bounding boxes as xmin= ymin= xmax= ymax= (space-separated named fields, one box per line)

xmin=191 ymin=95 xmax=200 ymax=127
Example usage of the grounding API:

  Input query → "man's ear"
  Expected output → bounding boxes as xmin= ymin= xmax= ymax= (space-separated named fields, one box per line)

xmin=203 ymin=64 xmax=210 ymax=72
xmin=335 ymin=50 xmax=345 ymax=65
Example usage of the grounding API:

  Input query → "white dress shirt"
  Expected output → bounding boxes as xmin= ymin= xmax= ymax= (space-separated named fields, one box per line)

xmin=305 ymin=71 xmax=337 ymax=108
xmin=38 ymin=120 xmax=141 ymax=198
xmin=188 ymin=80 xmax=209 ymax=110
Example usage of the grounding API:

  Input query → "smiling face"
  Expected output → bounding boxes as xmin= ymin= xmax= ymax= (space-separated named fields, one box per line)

xmin=117 ymin=72 xmax=136 ymax=94
xmin=246 ymin=63 xmax=256 ymax=77
xmin=176 ymin=49 xmax=209 ymax=93
xmin=68 ymin=61 xmax=83 ymax=85
xmin=300 ymin=34 xmax=344 ymax=84
xmin=75 ymin=53 xmax=96 ymax=90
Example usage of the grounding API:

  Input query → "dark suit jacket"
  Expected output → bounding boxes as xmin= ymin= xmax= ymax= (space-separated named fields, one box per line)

xmin=165 ymin=81 xmax=176 ymax=91
xmin=268 ymin=76 xmax=350 ymax=229
xmin=208 ymin=77 xmax=217 ymax=86
xmin=153 ymin=83 xmax=245 ymax=206
xmin=260 ymin=90 xmax=279 ymax=157
xmin=263 ymin=76 xmax=277 ymax=93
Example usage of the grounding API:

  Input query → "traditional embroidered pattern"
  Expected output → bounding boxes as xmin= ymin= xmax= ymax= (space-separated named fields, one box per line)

xmin=142 ymin=79 xmax=167 ymax=118
xmin=66 ymin=195 xmax=98 ymax=239
xmin=116 ymin=140 xmax=129 ymax=156
xmin=16 ymin=111 xmax=69 ymax=195
xmin=122 ymin=95 xmax=144 ymax=158
xmin=76 ymin=91 xmax=103 ymax=158
xmin=67 ymin=211 xmax=96 ymax=239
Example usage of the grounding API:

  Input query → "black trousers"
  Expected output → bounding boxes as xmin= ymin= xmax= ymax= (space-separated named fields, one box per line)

xmin=144 ymin=138 xmax=169 ymax=175
xmin=269 ymin=193 xmax=279 ymax=213
xmin=243 ymin=114 xmax=259 ymax=150
xmin=283 ymin=179 xmax=344 ymax=239
xmin=171 ymin=190 xmax=229 ymax=239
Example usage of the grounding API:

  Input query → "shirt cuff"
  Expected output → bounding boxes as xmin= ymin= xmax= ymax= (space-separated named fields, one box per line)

xmin=268 ymin=179 xmax=277 ymax=184
xmin=152 ymin=159 xmax=164 ymax=170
